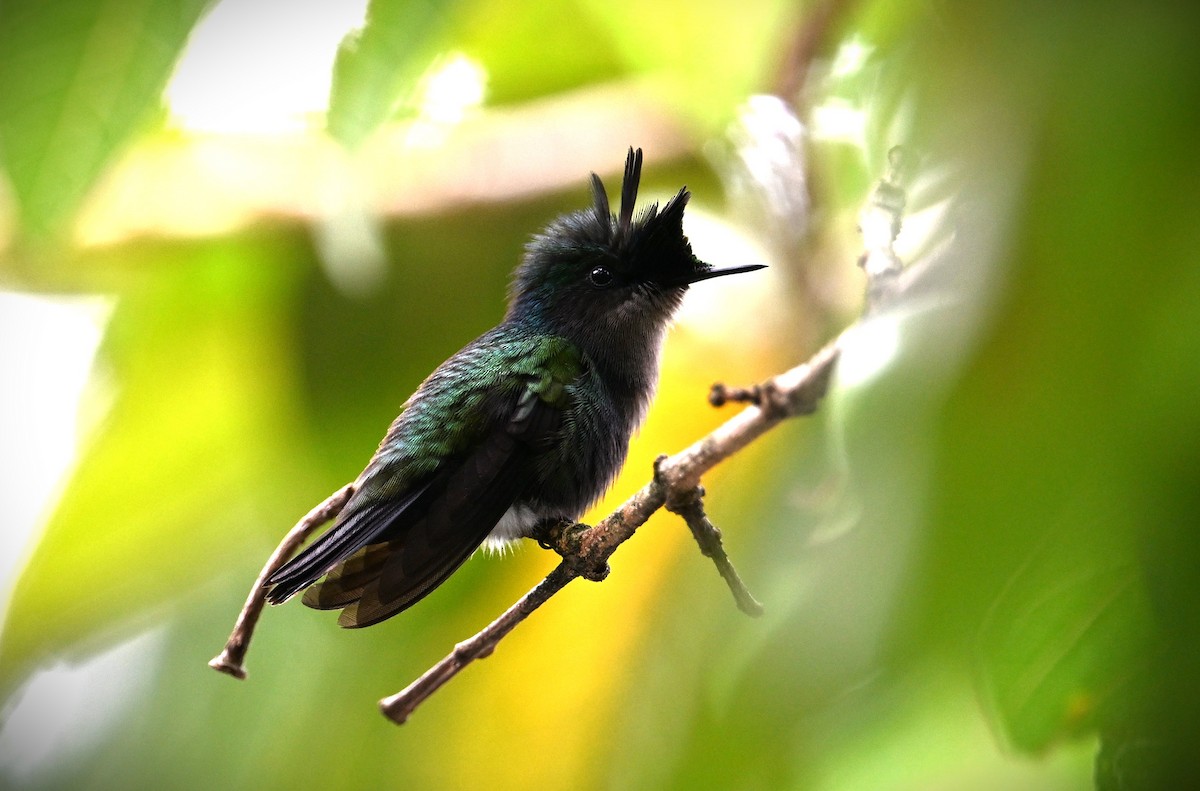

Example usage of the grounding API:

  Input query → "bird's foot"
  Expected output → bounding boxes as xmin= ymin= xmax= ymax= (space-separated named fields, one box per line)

xmin=534 ymin=519 xmax=610 ymax=582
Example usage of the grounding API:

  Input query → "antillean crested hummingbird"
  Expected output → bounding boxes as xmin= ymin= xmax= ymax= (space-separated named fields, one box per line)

xmin=265 ymin=148 xmax=764 ymax=627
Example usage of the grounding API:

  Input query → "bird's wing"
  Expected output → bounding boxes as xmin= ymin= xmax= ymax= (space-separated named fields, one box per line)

xmin=332 ymin=385 xmax=561 ymax=627
xmin=264 ymin=478 xmax=435 ymax=605
xmin=265 ymin=333 xmax=582 ymax=627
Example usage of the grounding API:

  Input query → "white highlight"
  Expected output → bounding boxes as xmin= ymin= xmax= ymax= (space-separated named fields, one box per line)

xmin=810 ymin=100 xmax=866 ymax=148
xmin=830 ymin=35 xmax=873 ymax=78
xmin=0 ymin=630 xmax=165 ymax=785
xmin=418 ymin=54 xmax=487 ymax=126
xmin=405 ymin=54 xmax=489 ymax=148
xmin=837 ymin=315 xmax=903 ymax=389
xmin=0 ymin=293 xmax=111 ymax=614
xmin=165 ymin=0 xmax=370 ymax=134
xmin=676 ymin=208 xmax=779 ymax=339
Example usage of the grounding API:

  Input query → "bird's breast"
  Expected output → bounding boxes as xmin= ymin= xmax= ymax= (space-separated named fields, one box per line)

xmin=527 ymin=367 xmax=647 ymax=515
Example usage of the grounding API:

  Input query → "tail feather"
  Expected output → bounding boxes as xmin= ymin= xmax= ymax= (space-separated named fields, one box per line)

xmin=267 ymin=372 xmax=562 ymax=626
xmin=300 ymin=542 xmax=394 ymax=610
xmin=336 ymin=429 xmax=531 ymax=627
xmin=265 ymin=480 xmax=432 ymax=604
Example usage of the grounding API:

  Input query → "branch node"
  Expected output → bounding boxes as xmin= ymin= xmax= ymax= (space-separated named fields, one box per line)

xmin=663 ymin=481 xmax=699 ymax=515
xmin=709 ymin=382 xmax=763 ymax=408
xmin=709 ymin=379 xmax=810 ymax=421
xmin=652 ymin=453 xmax=670 ymax=484
xmin=455 ymin=638 xmax=492 ymax=662
xmin=786 ymin=356 xmax=836 ymax=416
xmin=758 ymin=381 xmax=794 ymax=420
xmin=208 ymin=651 xmax=248 ymax=680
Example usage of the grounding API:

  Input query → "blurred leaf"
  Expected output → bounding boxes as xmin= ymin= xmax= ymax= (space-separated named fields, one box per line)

xmin=455 ymin=0 xmax=622 ymax=105
xmin=0 ymin=0 xmax=211 ymax=242
xmin=976 ymin=526 xmax=1156 ymax=752
xmin=0 ymin=232 xmax=313 ymax=697
xmin=576 ymin=0 xmax=793 ymax=131
xmin=914 ymin=0 xmax=1200 ymax=772
xmin=326 ymin=0 xmax=462 ymax=148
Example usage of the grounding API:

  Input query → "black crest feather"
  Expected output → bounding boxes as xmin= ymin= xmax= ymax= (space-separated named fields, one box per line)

xmin=589 ymin=172 xmax=609 ymax=228
xmin=618 ymin=147 xmax=643 ymax=248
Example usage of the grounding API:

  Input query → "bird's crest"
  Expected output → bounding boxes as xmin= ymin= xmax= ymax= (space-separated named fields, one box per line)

xmin=589 ymin=147 xmax=690 ymax=256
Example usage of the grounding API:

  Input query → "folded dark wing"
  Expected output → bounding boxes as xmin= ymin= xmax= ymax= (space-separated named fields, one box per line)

xmin=334 ymin=418 xmax=535 ymax=627
xmin=266 ymin=383 xmax=562 ymax=626
xmin=264 ymin=480 xmax=434 ymax=605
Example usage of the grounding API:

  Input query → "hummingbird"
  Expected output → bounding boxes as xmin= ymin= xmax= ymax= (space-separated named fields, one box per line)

xmin=265 ymin=148 xmax=764 ymax=627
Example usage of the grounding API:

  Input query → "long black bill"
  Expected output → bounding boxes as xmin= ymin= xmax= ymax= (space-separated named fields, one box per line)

xmin=681 ymin=263 xmax=767 ymax=285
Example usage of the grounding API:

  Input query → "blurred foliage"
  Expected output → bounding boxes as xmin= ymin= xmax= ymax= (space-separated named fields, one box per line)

xmin=328 ymin=0 xmax=462 ymax=148
xmin=2 ymin=0 xmax=1199 ymax=790
xmin=0 ymin=0 xmax=214 ymax=243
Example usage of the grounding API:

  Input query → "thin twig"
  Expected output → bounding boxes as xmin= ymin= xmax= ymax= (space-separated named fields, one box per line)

xmin=773 ymin=0 xmax=859 ymax=104
xmin=208 ymin=483 xmax=356 ymax=679
xmin=380 ymin=563 xmax=578 ymax=724
xmin=665 ymin=484 xmax=764 ymax=617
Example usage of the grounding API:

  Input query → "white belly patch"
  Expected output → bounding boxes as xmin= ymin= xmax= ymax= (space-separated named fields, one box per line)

xmin=482 ymin=504 xmax=540 ymax=553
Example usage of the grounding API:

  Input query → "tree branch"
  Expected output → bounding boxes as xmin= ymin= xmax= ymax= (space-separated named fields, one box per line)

xmin=379 ymin=563 xmax=579 ymax=724
xmin=208 ymin=483 xmax=356 ymax=679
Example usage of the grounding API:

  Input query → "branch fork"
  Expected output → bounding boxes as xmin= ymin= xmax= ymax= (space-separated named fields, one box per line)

xmin=663 ymin=478 xmax=764 ymax=617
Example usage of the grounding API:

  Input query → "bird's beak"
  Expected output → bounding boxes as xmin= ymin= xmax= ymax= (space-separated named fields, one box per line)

xmin=679 ymin=263 xmax=767 ymax=285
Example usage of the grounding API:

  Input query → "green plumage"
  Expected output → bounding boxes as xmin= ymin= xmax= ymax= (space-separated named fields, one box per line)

xmin=356 ymin=331 xmax=583 ymax=501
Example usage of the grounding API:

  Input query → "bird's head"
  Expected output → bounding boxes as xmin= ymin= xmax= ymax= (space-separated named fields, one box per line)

xmin=507 ymin=148 xmax=764 ymax=346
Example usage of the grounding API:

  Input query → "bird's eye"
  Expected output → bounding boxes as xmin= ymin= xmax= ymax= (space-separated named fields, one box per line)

xmin=588 ymin=266 xmax=614 ymax=288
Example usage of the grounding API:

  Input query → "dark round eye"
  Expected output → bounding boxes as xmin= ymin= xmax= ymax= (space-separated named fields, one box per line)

xmin=588 ymin=266 xmax=614 ymax=288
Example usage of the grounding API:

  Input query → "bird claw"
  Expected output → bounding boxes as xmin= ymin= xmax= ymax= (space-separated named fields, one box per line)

xmin=533 ymin=520 xmax=609 ymax=582
xmin=533 ymin=517 xmax=573 ymax=551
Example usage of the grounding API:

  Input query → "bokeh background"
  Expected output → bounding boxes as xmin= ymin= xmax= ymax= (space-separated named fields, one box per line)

xmin=2 ymin=1 xmax=1198 ymax=789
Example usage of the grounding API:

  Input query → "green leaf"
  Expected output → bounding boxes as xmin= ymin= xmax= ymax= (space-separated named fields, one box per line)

xmin=576 ymin=0 xmax=793 ymax=130
xmin=454 ymin=0 xmax=622 ymax=106
xmin=976 ymin=523 xmax=1157 ymax=752
xmin=0 ymin=0 xmax=211 ymax=242
xmin=0 ymin=233 xmax=312 ymax=697
xmin=326 ymin=0 xmax=463 ymax=148
xmin=916 ymin=0 xmax=1200 ymax=762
